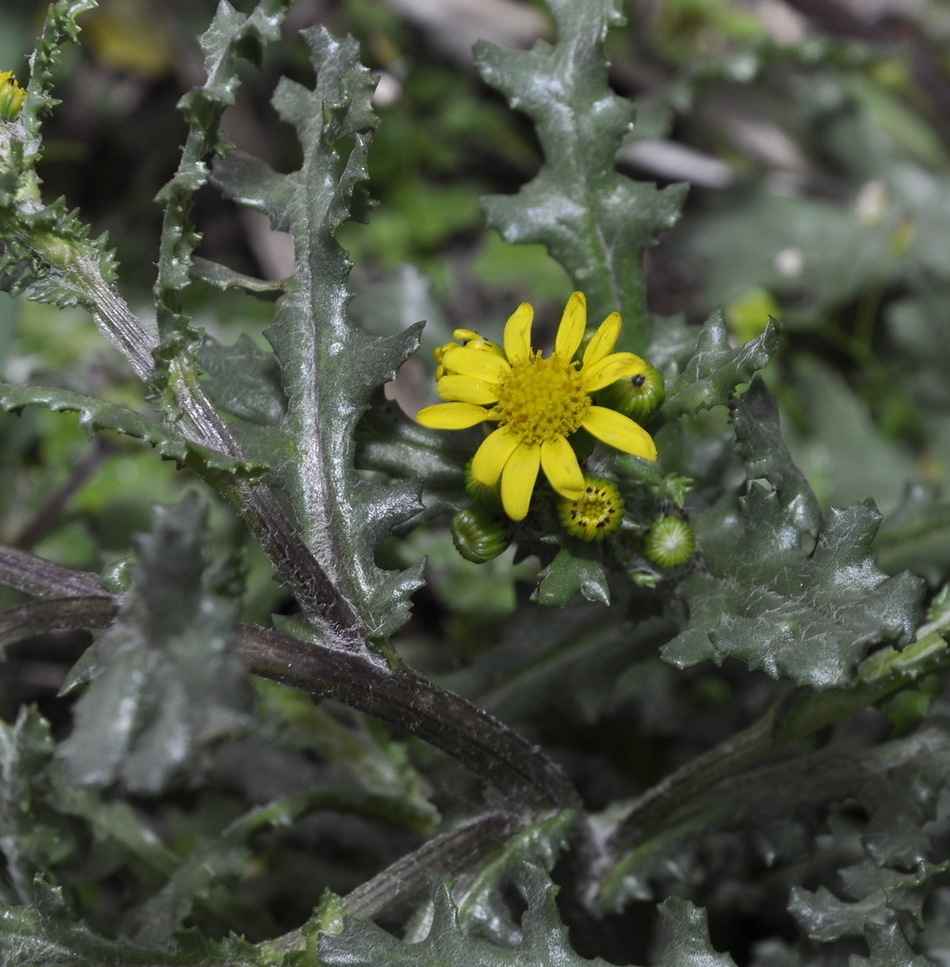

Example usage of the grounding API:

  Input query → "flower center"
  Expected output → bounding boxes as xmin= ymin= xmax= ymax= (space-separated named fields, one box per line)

xmin=493 ymin=352 xmax=590 ymax=446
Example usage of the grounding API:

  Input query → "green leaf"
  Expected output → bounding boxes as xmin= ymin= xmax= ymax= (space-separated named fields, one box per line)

xmin=356 ymin=396 xmax=467 ymax=498
xmin=211 ymin=28 xmax=423 ymax=639
xmin=57 ymin=493 xmax=254 ymax=793
xmin=859 ymin=922 xmax=938 ymax=967
xmin=0 ymin=3 xmax=119 ymax=316
xmin=153 ymin=0 xmax=290 ymax=355
xmin=0 ymin=708 xmax=77 ymax=906
xmin=0 ymin=880 xmax=266 ymax=967
xmin=789 ymin=860 xmax=948 ymax=945
xmin=197 ymin=334 xmax=286 ymax=427
xmin=475 ymin=0 xmax=687 ymax=347
xmin=130 ymin=786 xmax=435 ymax=945
xmin=662 ymin=381 xmax=925 ymax=687
xmin=0 ymin=381 xmax=265 ymax=478
xmin=662 ymin=310 xmax=781 ymax=420
xmin=455 ymin=811 xmax=577 ymax=946
xmin=533 ymin=545 xmax=611 ymax=607
xmin=320 ymin=863 xmax=733 ymax=967
xmin=655 ymin=898 xmax=738 ymax=967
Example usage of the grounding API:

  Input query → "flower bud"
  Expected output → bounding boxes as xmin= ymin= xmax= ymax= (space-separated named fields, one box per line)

xmin=557 ymin=475 xmax=624 ymax=541
xmin=0 ymin=71 xmax=26 ymax=121
xmin=643 ymin=516 xmax=696 ymax=568
xmin=598 ymin=363 xmax=665 ymax=422
xmin=451 ymin=506 xmax=513 ymax=563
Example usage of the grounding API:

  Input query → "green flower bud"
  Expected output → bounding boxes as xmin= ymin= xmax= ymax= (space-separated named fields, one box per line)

xmin=644 ymin=516 xmax=696 ymax=568
xmin=598 ymin=363 xmax=665 ymax=422
xmin=464 ymin=460 xmax=503 ymax=511
xmin=451 ymin=506 xmax=513 ymax=563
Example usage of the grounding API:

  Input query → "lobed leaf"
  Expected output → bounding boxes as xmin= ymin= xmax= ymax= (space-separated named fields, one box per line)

xmin=197 ymin=334 xmax=286 ymax=427
xmin=57 ymin=493 xmax=254 ymax=794
xmin=153 ymin=0 xmax=290 ymax=355
xmin=211 ymin=28 xmax=424 ymax=639
xmin=0 ymin=881 xmax=265 ymax=967
xmin=0 ymin=381 xmax=265 ymax=478
xmin=533 ymin=545 xmax=611 ymax=608
xmin=0 ymin=709 xmax=76 ymax=906
xmin=662 ymin=310 xmax=781 ymax=420
xmin=662 ymin=380 xmax=925 ymax=687
xmin=475 ymin=0 xmax=686 ymax=349
xmin=319 ymin=863 xmax=733 ymax=967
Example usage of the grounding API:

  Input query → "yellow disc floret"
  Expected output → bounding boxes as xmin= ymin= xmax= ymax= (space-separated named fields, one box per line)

xmin=493 ymin=352 xmax=590 ymax=446
xmin=416 ymin=292 xmax=658 ymax=521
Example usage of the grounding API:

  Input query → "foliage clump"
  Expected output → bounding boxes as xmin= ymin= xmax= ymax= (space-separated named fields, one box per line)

xmin=2 ymin=1 xmax=950 ymax=966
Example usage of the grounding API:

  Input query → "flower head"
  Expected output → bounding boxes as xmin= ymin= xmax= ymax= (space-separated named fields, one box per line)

xmin=557 ymin=475 xmax=625 ymax=541
xmin=0 ymin=71 xmax=26 ymax=121
xmin=417 ymin=292 xmax=658 ymax=521
xmin=644 ymin=516 xmax=696 ymax=568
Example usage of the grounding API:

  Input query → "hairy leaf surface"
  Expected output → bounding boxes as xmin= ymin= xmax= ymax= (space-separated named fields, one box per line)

xmin=320 ymin=864 xmax=734 ymax=966
xmin=662 ymin=381 xmax=925 ymax=687
xmin=475 ymin=0 xmax=686 ymax=349
xmin=211 ymin=28 xmax=423 ymax=639
xmin=57 ymin=494 xmax=253 ymax=793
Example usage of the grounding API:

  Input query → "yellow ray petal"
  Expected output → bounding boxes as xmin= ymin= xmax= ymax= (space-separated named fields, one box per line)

xmin=540 ymin=435 xmax=585 ymax=499
xmin=582 ymin=406 xmax=658 ymax=460
xmin=582 ymin=352 xmax=647 ymax=392
xmin=555 ymin=291 xmax=587 ymax=360
xmin=504 ymin=303 xmax=534 ymax=364
xmin=441 ymin=346 xmax=511 ymax=383
xmin=437 ymin=375 xmax=500 ymax=404
xmin=583 ymin=311 xmax=622 ymax=367
xmin=471 ymin=426 xmax=521 ymax=486
xmin=501 ymin=443 xmax=541 ymax=521
xmin=416 ymin=402 xmax=490 ymax=430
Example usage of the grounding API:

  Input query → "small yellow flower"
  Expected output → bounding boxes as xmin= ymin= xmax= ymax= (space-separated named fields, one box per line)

xmin=0 ymin=71 xmax=26 ymax=121
xmin=416 ymin=292 xmax=658 ymax=521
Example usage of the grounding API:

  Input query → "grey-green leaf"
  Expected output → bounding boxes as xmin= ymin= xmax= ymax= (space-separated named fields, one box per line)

xmin=0 ymin=381 xmax=266 ymax=478
xmin=0 ymin=880 xmax=265 ymax=967
xmin=57 ymin=494 xmax=253 ymax=793
xmin=476 ymin=0 xmax=686 ymax=348
xmin=533 ymin=545 xmax=611 ymax=607
xmin=662 ymin=381 xmax=925 ymax=687
xmin=320 ymin=863 xmax=731 ymax=967
xmin=211 ymin=27 xmax=423 ymax=639
xmin=662 ymin=310 xmax=781 ymax=420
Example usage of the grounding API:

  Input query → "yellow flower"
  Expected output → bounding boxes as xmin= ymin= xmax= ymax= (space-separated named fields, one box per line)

xmin=416 ymin=292 xmax=658 ymax=521
xmin=0 ymin=71 xmax=26 ymax=121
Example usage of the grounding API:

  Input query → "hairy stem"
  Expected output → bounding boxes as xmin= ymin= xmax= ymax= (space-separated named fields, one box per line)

xmin=239 ymin=625 xmax=581 ymax=809
xmin=0 ymin=548 xmax=580 ymax=809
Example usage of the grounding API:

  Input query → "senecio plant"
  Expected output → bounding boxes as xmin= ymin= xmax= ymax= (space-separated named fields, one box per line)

xmin=1 ymin=1 xmax=950 ymax=965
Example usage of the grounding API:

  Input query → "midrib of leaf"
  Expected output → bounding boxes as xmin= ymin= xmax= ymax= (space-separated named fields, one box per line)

xmin=209 ymin=28 xmax=423 ymax=640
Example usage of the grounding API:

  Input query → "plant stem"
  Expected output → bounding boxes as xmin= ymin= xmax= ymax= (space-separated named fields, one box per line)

xmin=239 ymin=625 xmax=582 ymax=809
xmin=0 ymin=545 xmax=110 ymax=598
xmin=603 ymin=630 xmax=950 ymax=865
xmin=0 ymin=548 xmax=580 ymax=809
